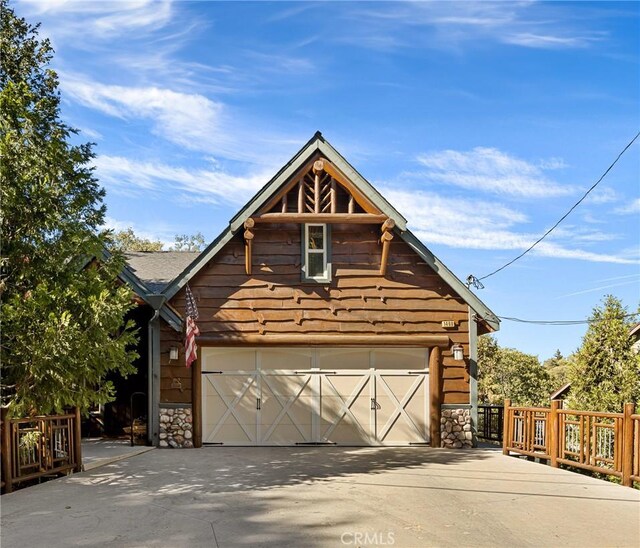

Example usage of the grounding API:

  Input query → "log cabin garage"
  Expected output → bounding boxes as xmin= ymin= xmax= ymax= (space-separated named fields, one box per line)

xmin=121 ymin=132 xmax=500 ymax=449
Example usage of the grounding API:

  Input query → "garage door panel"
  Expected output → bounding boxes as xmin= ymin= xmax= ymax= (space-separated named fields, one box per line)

xmin=201 ymin=347 xmax=430 ymax=446
xmin=375 ymin=373 xmax=428 ymax=444
xmin=372 ymin=348 xmax=427 ymax=370
xmin=317 ymin=349 xmax=371 ymax=369
xmin=202 ymin=348 xmax=256 ymax=372
xmin=260 ymin=348 xmax=313 ymax=371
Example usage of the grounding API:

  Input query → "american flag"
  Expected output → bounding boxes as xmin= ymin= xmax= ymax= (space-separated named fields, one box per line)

xmin=184 ymin=284 xmax=200 ymax=368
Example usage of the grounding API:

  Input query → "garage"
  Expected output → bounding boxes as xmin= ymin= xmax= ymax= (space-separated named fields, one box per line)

xmin=201 ymin=347 xmax=430 ymax=446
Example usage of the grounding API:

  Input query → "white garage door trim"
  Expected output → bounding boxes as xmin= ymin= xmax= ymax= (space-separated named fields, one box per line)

xmin=202 ymin=347 xmax=430 ymax=446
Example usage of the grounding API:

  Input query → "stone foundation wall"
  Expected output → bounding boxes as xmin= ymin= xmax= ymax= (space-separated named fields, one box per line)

xmin=441 ymin=407 xmax=474 ymax=448
xmin=159 ymin=407 xmax=193 ymax=448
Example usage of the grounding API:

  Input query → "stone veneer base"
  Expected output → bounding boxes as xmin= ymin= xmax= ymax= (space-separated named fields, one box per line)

xmin=441 ymin=408 xmax=474 ymax=448
xmin=159 ymin=407 xmax=193 ymax=448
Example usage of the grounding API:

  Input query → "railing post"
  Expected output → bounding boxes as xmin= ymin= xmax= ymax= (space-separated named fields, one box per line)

xmin=502 ymin=399 xmax=511 ymax=455
xmin=549 ymin=400 xmax=560 ymax=467
xmin=1 ymin=408 xmax=12 ymax=493
xmin=73 ymin=407 xmax=83 ymax=473
xmin=429 ymin=346 xmax=442 ymax=448
xmin=622 ymin=403 xmax=635 ymax=488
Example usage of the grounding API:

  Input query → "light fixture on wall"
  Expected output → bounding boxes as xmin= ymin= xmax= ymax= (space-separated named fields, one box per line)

xmin=452 ymin=344 xmax=464 ymax=361
xmin=169 ymin=347 xmax=179 ymax=361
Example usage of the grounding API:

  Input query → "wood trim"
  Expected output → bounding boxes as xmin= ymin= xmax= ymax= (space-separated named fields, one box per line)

xmin=429 ymin=346 xmax=442 ymax=448
xmin=192 ymin=349 xmax=202 ymax=448
xmin=259 ymin=157 xmax=319 ymax=214
xmin=253 ymin=213 xmax=388 ymax=224
xmin=321 ymin=160 xmax=380 ymax=214
xmin=244 ymin=219 xmax=255 ymax=275
xmin=196 ymin=334 xmax=450 ymax=347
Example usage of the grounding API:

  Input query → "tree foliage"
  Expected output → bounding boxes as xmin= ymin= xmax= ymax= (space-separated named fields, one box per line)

xmin=171 ymin=232 xmax=205 ymax=252
xmin=543 ymin=349 xmax=572 ymax=392
xmin=566 ymin=295 xmax=640 ymax=413
xmin=111 ymin=228 xmax=163 ymax=252
xmin=478 ymin=336 xmax=552 ymax=406
xmin=0 ymin=1 xmax=138 ymax=416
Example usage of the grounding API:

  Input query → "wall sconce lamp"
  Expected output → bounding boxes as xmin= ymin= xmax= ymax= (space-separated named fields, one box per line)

xmin=452 ymin=344 xmax=464 ymax=361
xmin=169 ymin=347 xmax=179 ymax=361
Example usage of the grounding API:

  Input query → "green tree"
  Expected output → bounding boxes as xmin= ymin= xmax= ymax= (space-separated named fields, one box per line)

xmin=543 ymin=349 xmax=572 ymax=391
xmin=566 ymin=295 xmax=640 ymax=413
xmin=111 ymin=227 xmax=163 ymax=252
xmin=171 ymin=232 xmax=205 ymax=252
xmin=478 ymin=336 xmax=552 ymax=406
xmin=0 ymin=1 xmax=138 ymax=416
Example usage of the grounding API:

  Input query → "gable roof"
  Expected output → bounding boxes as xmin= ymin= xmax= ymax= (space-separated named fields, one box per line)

xmin=162 ymin=132 xmax=500 ymax=331
xmin=124 ymin=251 xmax=200 ymax=293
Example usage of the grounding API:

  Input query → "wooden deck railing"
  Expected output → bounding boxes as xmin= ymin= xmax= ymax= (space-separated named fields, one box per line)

xmin=477 ymin=405 xmax=504 ymax=442
xmin=1 ymin=407 xmax=82 ymax=493
xmin=503 ymin=400 xmax=639 ymax=488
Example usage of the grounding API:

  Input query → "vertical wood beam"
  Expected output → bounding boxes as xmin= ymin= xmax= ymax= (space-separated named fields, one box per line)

xmin=281 ymin=194 xmax=287 ymax=213
xmin=244 ymin=218 xmax=255 ymax=275
xmin=297 ymin=179 xmax=304 ymax=214
xmin=73 ymin=406 xmax=83 ymax=472
xmin=1 ymin=407 xmax=12 ymax=493
xmin=549 ymin=399 xmax=561 ymax=467
xmin=312 ymin=160 xmax=323 ymax=214
xmin=429 ymin=346 xmax=442 ymax=448
xmin=622 ymin=402 xmax=635 ymax=487
xmin=192 ymin=348 xmax=202 ymax=448
xmin=379 ymin=218 xmax=395 ymax=276
xmin=503 ymin=399 xmax=511 ymax=455
xmin=330 ymin=179 xmax=337 ymax=214
xmin=348 ymin=195 xmax=355 ymax=214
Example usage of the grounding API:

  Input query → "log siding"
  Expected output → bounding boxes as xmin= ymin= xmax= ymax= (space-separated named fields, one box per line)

xmin=161 ymin=223 xmax=473 ymax=405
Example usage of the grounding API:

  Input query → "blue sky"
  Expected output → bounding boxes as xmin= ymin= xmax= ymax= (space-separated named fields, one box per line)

xmin=17 ymin=0 xmax=640 ymax=360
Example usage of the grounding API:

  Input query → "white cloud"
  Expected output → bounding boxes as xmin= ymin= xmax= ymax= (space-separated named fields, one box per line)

xmin=614 ymin=198 xmax=640 ymax=215
xmin=503 ymin=33 xmax=592 ymax=49
xmin=62 ymin=76 xmax=225 ymax=152
xmin=416 ymin=147 xmax=572 ymax=198
xmin=20 ymin=0 xmax=173 ymax=38
xmin=61 ymin=73 xmax=304 ymax=165
xmin=343 ymin=2 xmax=604 ymax=51
xmin=95 ymin=155 xmax=272 ymax=206
xmin=383 ymin=188 xmax=638 ymax=265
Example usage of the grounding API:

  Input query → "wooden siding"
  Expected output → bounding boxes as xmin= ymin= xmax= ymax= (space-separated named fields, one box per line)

xmin=162 ymin=223 xmax=473 ymax=405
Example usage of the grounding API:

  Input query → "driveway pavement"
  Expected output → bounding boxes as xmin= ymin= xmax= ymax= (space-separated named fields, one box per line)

xmin=1 ymin=446 xmax=638 ymax=547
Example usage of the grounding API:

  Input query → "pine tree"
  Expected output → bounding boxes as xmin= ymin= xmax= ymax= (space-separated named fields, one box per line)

xmin=567 ymin=295 xmax=640 ymax=412
xmin=1 ymin=1 xmax=138 ymax=416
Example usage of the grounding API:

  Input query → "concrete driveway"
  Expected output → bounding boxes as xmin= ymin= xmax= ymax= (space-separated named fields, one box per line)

xmin=1 ymin=446 xmax=638 ymax=547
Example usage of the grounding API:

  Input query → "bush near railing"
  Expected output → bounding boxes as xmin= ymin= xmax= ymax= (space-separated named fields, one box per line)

xmin=503 ymin=399 xmax=639 ymax=488
xmin=1 ymin=407 xmax=82 ymax=494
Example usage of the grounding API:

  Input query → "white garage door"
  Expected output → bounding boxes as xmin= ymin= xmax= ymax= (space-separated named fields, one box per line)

xmin=202 ymin=347 xmax=430 ymax=446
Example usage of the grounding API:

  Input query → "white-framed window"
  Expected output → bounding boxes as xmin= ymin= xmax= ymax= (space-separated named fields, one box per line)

xmin=303 ymin=224 xmax=330 ymax=282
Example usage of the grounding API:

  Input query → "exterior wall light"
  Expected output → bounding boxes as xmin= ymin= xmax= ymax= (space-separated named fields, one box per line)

xmin=452 ymin=344 xmax=464 ymax=361
xmin=169 ymin=347 xmax=179 ymax=361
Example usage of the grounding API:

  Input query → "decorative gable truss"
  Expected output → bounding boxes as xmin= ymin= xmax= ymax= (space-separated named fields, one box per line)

xmin=243 ymin=156 xmax=395 ymax=275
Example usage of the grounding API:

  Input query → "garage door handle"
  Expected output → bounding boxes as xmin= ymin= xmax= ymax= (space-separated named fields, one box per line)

xmin=202 ymin=370 xmax=223 ymax=374
xmin=256 ymin=398 xmax=261 ymax=410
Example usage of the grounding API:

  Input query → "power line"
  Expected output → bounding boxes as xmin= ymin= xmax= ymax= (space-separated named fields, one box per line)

xmin=496 ymin=312 xmax=640 ymax=326
xmin=466 ymin=131 xmax=640 ymax=288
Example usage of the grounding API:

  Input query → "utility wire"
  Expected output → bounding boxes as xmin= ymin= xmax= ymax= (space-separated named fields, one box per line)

xmin=467 ymin=131 xmax=640 ymax=287
xmin=496 ymin=312 xmax=640 ymax=326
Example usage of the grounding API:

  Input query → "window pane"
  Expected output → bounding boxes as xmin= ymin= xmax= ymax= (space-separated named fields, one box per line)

xmin=308 ymin=252 xmax=325 ymax=277
xmin=308 ymin=226 xmax=324 ymax=250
